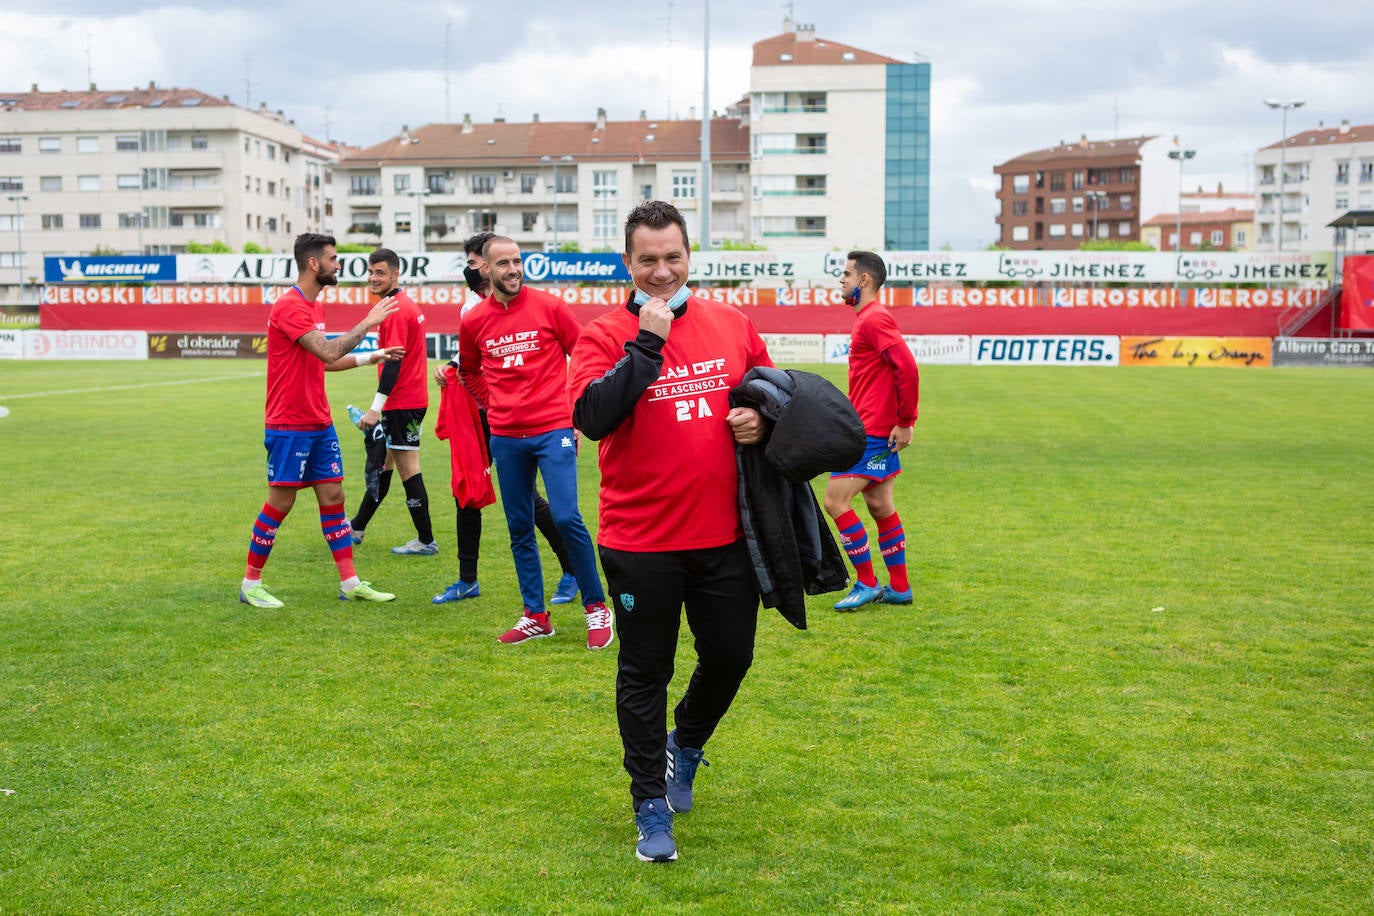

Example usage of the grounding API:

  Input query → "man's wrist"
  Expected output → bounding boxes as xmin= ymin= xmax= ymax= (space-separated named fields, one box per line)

xmin=370 ymin=392 xmax=388 ymax=413
xmin=354 ymin=351 xmax=372 ymax=367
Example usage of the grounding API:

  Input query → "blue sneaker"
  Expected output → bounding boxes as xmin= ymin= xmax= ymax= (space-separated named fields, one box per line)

xmin=549 ymin=573 xmax=579 ymax=605
xmin=834 ymin=581 xmax=883 ymax=611
xmin=666 ymin=729 xmax=709 ymax=813
xmin=634 ymin=798 xmax=678 ymax=863
xmin=432 ymin=579 xmax=480 ymax=604
xmin=881 ymin=585 xmax=913 ymax=605
xmin=350 ymin=526 xmax=365 ymax=545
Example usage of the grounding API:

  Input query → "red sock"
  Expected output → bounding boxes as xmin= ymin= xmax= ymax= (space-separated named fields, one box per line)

xmin=244 ymin=502 xmax=288 ymax=581
xmin=835 ymin=509 xmax=877 ymax=587
xmin=319 ymin=503 xmax=357 ymax=581
xmin=876 ymin=511 xmax=908 ymax=592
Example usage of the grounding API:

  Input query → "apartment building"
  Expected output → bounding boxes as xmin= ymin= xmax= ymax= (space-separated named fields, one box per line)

xmin=332 ymin=110 xmax=750 ymax=253
xmin=748 ymin=21 xmax=931 ymax=250
xmin=1140 ymin=208 xmax=1254 ymax=252
xmin=1254 ymin=119 xmax=1374 ymax=253
xmin=0 ymin=85 xmax=339 ymax=293
xmin=994 ymin=135 xmax=1176 ymax=250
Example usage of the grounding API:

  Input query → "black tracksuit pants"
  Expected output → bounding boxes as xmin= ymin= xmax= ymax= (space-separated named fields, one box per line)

xmin=599 ymin=540 xmax=759 ymax=810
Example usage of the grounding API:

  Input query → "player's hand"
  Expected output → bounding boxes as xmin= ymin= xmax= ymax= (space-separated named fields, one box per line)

xmin=727 ymin=407 xmax=765 ymax=445
xmin=373 ymin=346 xmax=405 ymax=363
xmin=434 ymin=364 xmax=449 ymax=387
xmin=365 ymin=295 xmax=399 ymax=328
xmin=639 ymin=299 xmax=673 ymax=342
xmin=361 ymin=409 xmax=381 ymax=429
xmin=888 ymin=424 xmax=914 ymax=452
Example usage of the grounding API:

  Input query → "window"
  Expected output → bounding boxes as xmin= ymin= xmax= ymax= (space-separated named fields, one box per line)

xmin=0 ymin=138 xmax=19 ymax=154
xmin=0 ymin=253 xmax=24 ymax=268
xmin=471 ymin=210 xmax=497 ymax=232
xmin=79 ymin=213 xmax=101 ymax=229
xmin=1119 ymin=194 xmax=1133 ymax=211
xmin=1189 ymin=231 xmax=1202 ymax=246
xmin=520 ymin=173 xmax=537 ymax=194
xmin=1168 ymin=232 xmax=1178 ymax=247
xmin=0 ymin=177 xmax=21 ymax=191
xmin=116 ymin=136 xmax=139 ymax=152
xmin=472 ymin=174 xmax=496 ymax=194
xmin=244 ymin=137 xmax=251 ymax=153
xmin=1012 ymin=175 xmax=1029 ymax=194
xmin=522 ymin=211 xmax=538 ymax=231
xmin=0 ymin=214 xmax=21 ymax=230
xmin=394 ymin=174 xmax=411 ymax=193
xmin=77 ymin=175 xmax=99 ymax=192
xmin=1360 ymin=161 xmax=1374 ymax=183
xmin=267 ymin=181 xmax=276 ymax=197
xmin=143 ymin=167 xmax=167 ymax=190
xmin=1049 ymin=172 xmax=1066 ymax=191
xmin=1336 ymin=194 xmax=1349 ymax=210
xmin=351 ymin=175 xmax=377 ymax=195
xmin=395 ymin=212 xmax=412 ymax=233
xmin=1012 ymin=200 xmax=1028 ymax=216
xmin=553 ymin=211 xmax=576 ymax=233
xmin=119 ymin=212 xmax=140 ymax=228
xmin=427 ymin=173 xmax=448 ymax=194
xmin=593 ymin=170 xmax=618 ymax=198
xmin=39 ymin=137 xmax=60 ymax=153
xmin=672 ymin=171 xmax=696 ymax=199
xmin=1072 ymin=197 xmax=1084 ymax=213
xmin=266 ymin=217 xmax=277 ymax=232
xmin=117 ymin=174 xmax=140 ymax=190
xmin=1235 ymin=229 xmax=1247 ymax=246
xmin=40 ymin=176 xmax=61 ymax=192
xmin=42 ymin=214 xmax=63 ymax=229
xmin=1336 ymin=162 xmax=1350 ymax=184
xmin=642 ymin=183 xmax=653 ymax=201
xmin=196 ymin=214 xmax=217 ymax=229
xmin=170 ymin=212 xmax=185 ymax=227
xmin=1050 ymin=198 xmax=1066 ymax=214
xmin=1072 ymin=171 xmax=1084 ymax=190
xmin=76 ymin=136 xmax=99 ymax=153
xmin=593 ymin=210 xmax=617 ymax=239
xmin=266 ymin=145 xmax=276 ymax=161
xmin=1210 ymin=230 xmax=1224 ymax=246
xmin=1071 ymin=223 xmax=1084 ymax=237
xmin=1117 ymin=221 xmax=1131 ymax=236
xmin=1011 ymin=225 xmax=1029 ymax=242
xmin=1048 ymin=223 xmax=1066 ymax=238
xmin=554 ymin=172 xmax=575 ymax=193
xmin=1118 ymin=168 xmax=1136 ymax=183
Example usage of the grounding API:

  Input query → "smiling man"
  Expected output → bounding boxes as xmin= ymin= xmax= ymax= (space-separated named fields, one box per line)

xmin=569 ymin=200 xmax=774 ymax=864
xmin=347 ymin=248 xmax=435 ymax=556
xmin=456 ymin=236 xmax=611 ymax=648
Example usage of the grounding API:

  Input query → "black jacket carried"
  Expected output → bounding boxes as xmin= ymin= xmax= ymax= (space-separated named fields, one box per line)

xmin=729 ymin=367 xmax=865 ymax=629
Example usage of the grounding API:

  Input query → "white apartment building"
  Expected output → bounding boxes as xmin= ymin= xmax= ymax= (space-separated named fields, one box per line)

xmin=333 ymin=109 xmax=750 ymax=254
xmin=748 ymin=21 xmax=930 ymax=250
xmin=1254 ymin=119 xmax=1374 ymax=253
xmin=0 ymin=85 xmax=339 ymax=296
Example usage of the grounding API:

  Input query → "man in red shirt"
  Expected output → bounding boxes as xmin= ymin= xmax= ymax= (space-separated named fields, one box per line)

xmin=458 ymin=236 xmax=612 ymax=649
xmin=823 ymin=250 xmax=920 ymax=611
xmin=569 ymin=201 xmax=772 ymax=863
xmin=347 ymin=248 xmax=436 ymax=556
xmin=238 ymin=233 xmax=402 ymax=608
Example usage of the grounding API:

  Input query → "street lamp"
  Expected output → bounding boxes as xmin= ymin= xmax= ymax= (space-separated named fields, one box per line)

xmin=404 ymin=188 xmax=432 ymax=252
xmin=1167 ymin=148 xmax=1196 ymax=304
xmin=1264 ymin=98 xmax=1305 ymax=252
xmin=1086 ymin=191 xmax=1107 ymax=242
xmin=6 ymin=193 xmax=28 ymax=303
xmin=540 ymin=154 xmax=574 ymax=251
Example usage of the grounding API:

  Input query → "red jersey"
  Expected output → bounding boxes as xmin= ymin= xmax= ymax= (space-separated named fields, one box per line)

xmin=265 ymin=285 xmax=330 ymax=429
xmin=458 ymin=285 xmax=582 ymax=436
xmin=569 ymin=296 xmax=773 ymax=552
xmin=376 ymin=288 xmax=429 ymax=410
xmin=847 ymin=301 xmax=920 ymax=435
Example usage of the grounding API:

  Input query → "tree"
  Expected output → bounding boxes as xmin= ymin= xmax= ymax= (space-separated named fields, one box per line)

xmin=185 ymin=240 xmax=233 ymax=254
xmin=242 ymin=242 xmax=268 ymax=254
xmin=1078 ymin=239 xmax=1156 ymax=252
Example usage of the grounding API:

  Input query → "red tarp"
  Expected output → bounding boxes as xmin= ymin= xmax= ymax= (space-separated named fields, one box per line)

xmin=1339 ymin=255 xmax=1374 ymax=331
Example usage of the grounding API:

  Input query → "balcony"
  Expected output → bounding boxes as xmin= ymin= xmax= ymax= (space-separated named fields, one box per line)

xmin=761 ymin=228 xmax=826 ymax=238
xmin=761 ymin=147 xmax=827 ymax=155
xmin=762 ymin=189 xmax=826 ymax=197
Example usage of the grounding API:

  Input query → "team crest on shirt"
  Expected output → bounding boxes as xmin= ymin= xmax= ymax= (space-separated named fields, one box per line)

xmin=619 ymin=593 xmax=635 ymax=613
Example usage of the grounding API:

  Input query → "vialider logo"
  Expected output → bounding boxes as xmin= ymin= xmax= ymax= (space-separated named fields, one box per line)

xmin=523 ymin=251 xmax=550 ymax=281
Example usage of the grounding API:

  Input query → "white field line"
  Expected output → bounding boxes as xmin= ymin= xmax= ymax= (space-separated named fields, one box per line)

xmin=0 ymin=372 xmax=263 ymax=400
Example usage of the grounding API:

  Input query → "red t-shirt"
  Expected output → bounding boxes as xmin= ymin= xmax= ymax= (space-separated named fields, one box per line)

xmin=848 ymin=301 xmax=920 ymax=435
xmin=458 ymin=285 xmax=582 ymax=436
xmin=265 ymin=286 xmax=330 ymax=429
xmin=569 ymin=296 xmax=774 ymax=552
xmin=376 ymin=289 xmax=429 ymax=410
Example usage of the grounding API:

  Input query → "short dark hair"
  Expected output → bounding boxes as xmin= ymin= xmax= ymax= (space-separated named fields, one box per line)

xmin=847 ymin=250 xmax=887 ymax=290
xmin=293 ymin=232 xmax=336 ymax=271
xmin=624 ymin=200 xmax=690 ymax=255
xmin=464 ymin=232 xmax=496 ymax=258
xmin=481 ymin=235 xmax=517 ymax=262
xmin=368 ymin=247 xmax=400 ymax=270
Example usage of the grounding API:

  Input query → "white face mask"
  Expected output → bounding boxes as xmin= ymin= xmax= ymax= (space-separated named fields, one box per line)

xmin=633 ymin=285 xmax=690 ymax=311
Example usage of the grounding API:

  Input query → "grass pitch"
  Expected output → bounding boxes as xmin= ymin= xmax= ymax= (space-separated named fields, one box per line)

xmin=0 ymin=360 xmax=1370 ymax=914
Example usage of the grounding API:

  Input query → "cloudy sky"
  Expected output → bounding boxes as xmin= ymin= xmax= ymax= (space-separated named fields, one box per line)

xmin=3 ymin=1 xmax=1370 ymax=248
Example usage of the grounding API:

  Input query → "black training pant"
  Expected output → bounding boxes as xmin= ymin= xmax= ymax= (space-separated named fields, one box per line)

xmin=599 ymin=540 xmax=759 ymax=810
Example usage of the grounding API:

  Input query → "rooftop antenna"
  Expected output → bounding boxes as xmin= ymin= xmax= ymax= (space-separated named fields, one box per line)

xmin=85 ymin=33 xmax=93 ymax=87
xmin=244 ymin=56 xmax=254 ymax=108
xmin=663 ymin=1 xmax=674 ymax=118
